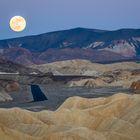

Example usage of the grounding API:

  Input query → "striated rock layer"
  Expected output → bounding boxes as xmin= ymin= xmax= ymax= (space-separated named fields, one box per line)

xmin=0 ymin=93 xmax=140 ymax=140
xmin=32 ymin=59 xmax=140 ymax=75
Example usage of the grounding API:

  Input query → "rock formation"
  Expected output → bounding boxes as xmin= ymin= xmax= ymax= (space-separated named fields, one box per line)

xmin=34 ymin=59 xmax=140 ymax=89
xmin=5 ymin=82 xmax=20 ymax=92
xmin=0 ymin=85 xmax=13 ymax=102
xmin=68 ymin=78 xmax=107 ymax=88
xmin=0 ymin=58 xmax=40 ymax=74
xmin=130 ymin=80 xmax=140 ymax=93
xmin=0 ymin=93 xmax=140 ymax=140
xmin=0 ymin=80 xmax=20 ymax=92
xmin=32 ymin=59 xmax=140 ymax=76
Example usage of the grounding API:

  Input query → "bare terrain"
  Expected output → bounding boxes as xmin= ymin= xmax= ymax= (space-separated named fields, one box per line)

xmin=0 ymin=93 xmax=140 ymax=140
xmin=0 ymin=59 xmax=140 ymax=140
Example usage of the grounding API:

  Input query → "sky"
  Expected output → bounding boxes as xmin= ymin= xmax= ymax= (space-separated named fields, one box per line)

xmin=0 ymin=0 xmax=140 ymax=40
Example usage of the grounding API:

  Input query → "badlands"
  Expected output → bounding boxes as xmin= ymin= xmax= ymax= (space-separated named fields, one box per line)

xmin=0 ymin=93 xmax=140 ymax=140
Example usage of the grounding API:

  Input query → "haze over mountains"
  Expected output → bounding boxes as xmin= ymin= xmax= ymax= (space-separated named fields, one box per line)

xmin=0 ymin=28 xmax=140 ymax=65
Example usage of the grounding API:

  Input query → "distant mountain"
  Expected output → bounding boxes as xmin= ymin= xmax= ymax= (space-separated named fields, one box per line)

xmin=0 ymin=28 xmax=140 ymax=65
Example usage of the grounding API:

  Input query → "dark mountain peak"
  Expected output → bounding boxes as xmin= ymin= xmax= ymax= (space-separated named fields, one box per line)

xmin=0 ymin=28 xmax=140 ymax=65
xmin=67 ymin=27 xmax=107 ymax=33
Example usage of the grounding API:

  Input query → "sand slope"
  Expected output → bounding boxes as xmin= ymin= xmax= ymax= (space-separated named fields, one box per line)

xmin=0 ymin=93 xmax=140 ymax=140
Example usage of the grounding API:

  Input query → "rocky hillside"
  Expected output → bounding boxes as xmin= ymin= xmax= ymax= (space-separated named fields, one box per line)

xmin=32 ymin=59 xmax=140 ymax=88
xmin=0 ymin=28 xmax=140 ymax=65
xmin=32 ymin=59 xmax=140 ymax=75
xmin=0 ymin=58 xmax=40 ymax=74
xmin=0 ymin=93 xmax=140 ymax=140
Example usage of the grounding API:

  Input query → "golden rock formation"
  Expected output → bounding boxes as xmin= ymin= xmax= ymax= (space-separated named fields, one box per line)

xmin=5 ymin=81 xmax=20 ymax=92
xmin=33 ymin=59 xmax=140 ymax=75
xmin=68 ymin=78 xmax=107 ymax=88
xmin=0 ymin=93 xmax=140 ymax=140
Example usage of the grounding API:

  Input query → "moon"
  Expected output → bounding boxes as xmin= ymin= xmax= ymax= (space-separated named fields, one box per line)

xmin=10 ymin=16 xmax=26 ymax=32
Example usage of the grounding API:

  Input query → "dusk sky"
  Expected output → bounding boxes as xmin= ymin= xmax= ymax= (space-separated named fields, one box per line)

xmin=0 ymin=0 xmax=140 ymax=40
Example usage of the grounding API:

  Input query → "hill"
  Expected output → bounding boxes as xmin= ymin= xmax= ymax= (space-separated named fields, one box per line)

xmin=0 ymin=58 xmax=40 ymax=74
xmin=32 ymin=59 xmax=140 ymax=75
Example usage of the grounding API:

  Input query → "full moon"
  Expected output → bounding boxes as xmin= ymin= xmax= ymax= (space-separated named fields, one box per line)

xmin=10 ymin=16 xmax=26 ymax=32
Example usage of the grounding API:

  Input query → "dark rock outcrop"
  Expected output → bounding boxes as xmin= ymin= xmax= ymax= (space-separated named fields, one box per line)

xmin=130 ymin=80 xmax=140 ymax=93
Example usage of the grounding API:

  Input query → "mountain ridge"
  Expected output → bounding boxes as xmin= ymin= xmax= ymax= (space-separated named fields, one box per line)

xmin=1 ymin=28 xmax=140 ymax=39
xmin=1 ymin=27 xmax=140 ymax=41
xmin=0 ymin=27 xmax=140 ymax=65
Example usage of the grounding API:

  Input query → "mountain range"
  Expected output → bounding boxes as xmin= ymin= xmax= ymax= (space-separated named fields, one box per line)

xmin=0 ymin=28 xmax=140 ymax=65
